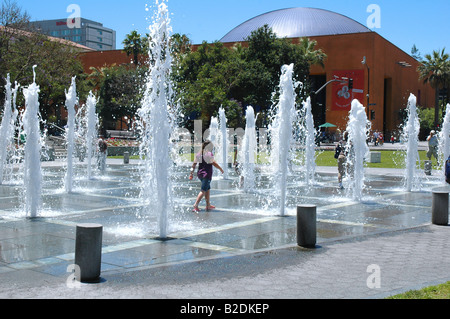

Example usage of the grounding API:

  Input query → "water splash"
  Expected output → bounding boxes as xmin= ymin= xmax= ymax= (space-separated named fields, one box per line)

xmin=268 ymin=64 xmax=301 ymax=216
xmin=218 ymin=107 xmax=229 ymax=179
xmin=64 ymin=76 xmax=78 ymax=193
xmin=85 ymin=91 xmax=99 ymax=180
xmin=302 ymin=96 xmax=317 ymax=186
xmin=402 ymin=94 xmax=421 ymax=192
xmin=138 ymin=0 xmax=177 ymax=239
xmin=240 ymin=106 xmax=257 ymax=192
xmin=439 ymin=103 xmax=450 ymax=183
xmin=344 ymin=99 xmax=370 ymax=201
xmin=22 ymin=66 xmax=43 ymax=218
xmin=0 ymin=74 xmax=19 ymax=185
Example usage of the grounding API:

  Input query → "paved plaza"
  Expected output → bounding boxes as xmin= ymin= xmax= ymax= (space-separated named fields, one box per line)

xmin=0 ymin=150 xmax=449 ymax=300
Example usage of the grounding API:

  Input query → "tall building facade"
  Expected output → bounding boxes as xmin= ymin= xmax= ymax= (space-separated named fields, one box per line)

xmin=30 ymin=18 xmax=116 ymax=51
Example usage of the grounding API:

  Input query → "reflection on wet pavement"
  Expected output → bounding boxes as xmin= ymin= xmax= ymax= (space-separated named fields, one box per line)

xmin=0 ymin=162 xmax=446 ymax=278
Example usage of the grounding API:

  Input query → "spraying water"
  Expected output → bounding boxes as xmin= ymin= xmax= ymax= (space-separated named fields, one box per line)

xmin=0 ymin=74 xmax=19 ymax=185
xmin=207 ymin=117 xmax=220 ymax=178
xmin=86 ymin=91 xmax=99 ymax=180
xmin=22 ymin=66 xmax=43 ymax=218
xmin=302 ymin=96 xmax=317 ymax=186
xmin=240 ymin=106 xmax=257 ymax=192
xmin=439 ymin=103 xmax=450 ymax=182
xmin=268 ymin=64 xmax=300 ymax=216
xmin=218 ymin=107 xmax=229 ymax=179
xmin=64 ymin=77 xmax=78 ymax=193
xmin=344 ymin=99 xmax=370 ymax=201
xmin=138 ymin=0 xmax=176 ymax=239
xmin=402 ymin=94 xmax=421 ymax=192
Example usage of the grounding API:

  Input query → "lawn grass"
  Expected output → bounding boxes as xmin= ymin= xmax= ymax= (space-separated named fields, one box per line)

xmin=315 ymin=150 xmax=439 ymax=169
xmin=110 ymin=150 xmax=441 ymax=170
xmin=387 ymin=281 xmax=450 ymax=299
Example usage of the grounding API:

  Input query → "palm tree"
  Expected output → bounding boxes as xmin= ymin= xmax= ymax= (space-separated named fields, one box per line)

xmin=418 ymin=48 xmax=450 ymax=127
xmin=87 ymin=66 xmax=110 ymax=91
xmin=298 ymin=38 xmax=327 ymax=68
xmin=122 ymin=30 xmax=145 ymax=66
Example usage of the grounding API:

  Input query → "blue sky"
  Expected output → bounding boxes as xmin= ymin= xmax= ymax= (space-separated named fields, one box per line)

xmin=14 ymin=0 xmax=450 ymax=57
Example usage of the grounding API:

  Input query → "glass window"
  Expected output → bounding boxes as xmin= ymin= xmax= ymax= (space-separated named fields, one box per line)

xmin=50 ymin=31 xmax=59 ymax=36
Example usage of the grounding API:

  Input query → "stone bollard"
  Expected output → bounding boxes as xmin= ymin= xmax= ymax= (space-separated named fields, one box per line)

xmin=297 ymin=205 xmax=317 ymax=248
xmin=124 ymin=151 xmax=130 ymax=164
xmin=75 ymin=223 xmax=103 ymax=283
xmin=424 ymin=160 xmax=432 ymax=176
xmin=432 ymin=191 xmax=449 ymax=226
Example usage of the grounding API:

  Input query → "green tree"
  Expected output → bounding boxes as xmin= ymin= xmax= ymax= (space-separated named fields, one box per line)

xmin=0 ymin=0 xmax=89 ymax=125
xmin=239 ymin=25 xmax=325 ymax=123
xmin=97 ymin=65 xmax=146 ymax=133
xmin=122 ymin=30 xmax=146 ymax=66
xmin=171 ymin=33 xmax=191 ymax=56
xmin=298 ymin=37 xmax=327 ymax=68
xmin=174 ymin=41 xmax=243 ymax=130
xmin=418 ymin=48 xmax=450 ymax=128
xmin=173 ymin=25 xmax=326 ymax=130
xmin=411 ymin=44 xmax=422 ymax=61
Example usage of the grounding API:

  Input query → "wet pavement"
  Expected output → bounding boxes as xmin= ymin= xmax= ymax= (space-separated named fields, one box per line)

xmin=0 ymin=156 xmax=449 ymax=300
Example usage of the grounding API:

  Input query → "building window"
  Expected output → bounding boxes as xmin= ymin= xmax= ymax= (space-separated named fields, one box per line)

xmin=98 ymin=30 xmax=103 ymax=35
xmin=50 ymin=31 xmax=59 ymax=36
xmin=72 ymin=29 xmax=82 ymax=35
xmin=73 ymin=36 xmax=82 ymax=42
xmin=61 ymin=30 xmax=70 ymax=36
xmin=98 ymin=37 xmax=103 ymax=42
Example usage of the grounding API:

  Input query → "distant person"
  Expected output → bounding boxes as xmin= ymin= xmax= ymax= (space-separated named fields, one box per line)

xmin=427 ymin=130 xmax=439 ymax=165
xmin=98 ymin=137 xmax=108 ymax=172
xmin=189 ymin=141 xmax=224 ymax=213
xmin=335 ymin=132 xmax=348 ymax=189
xmin=445 ymin=155 xmax=450 ymax=184
xmin=373 ymin=131 xmax=379 ymax=146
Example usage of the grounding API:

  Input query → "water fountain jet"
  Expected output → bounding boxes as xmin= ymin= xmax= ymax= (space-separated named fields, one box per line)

xmin=268 ymin=64 xmax=300 ymax=216
xmin=85 ymin=91 xmax=99 ymax=180
xmin=219 ymin=107 xmax=229 ymax=179
xmin=302 ymin=96 xmax=317 ymax=186
xmin=344 ymin=99 xmax=370 ymax=201
xmin=64 ymin=77 xmax=78 ymax=193
xmin=241 ymin=106 xmax=257 ymax=192
xmin=138 ymin=0 xmax=176 ymax=239
xmin=402 ymin=94 xmax=421 ymax=192
xmin=22 ymin=66 xmax=43 ymax=218
xmin=0 ymin=74 xmax=19 ymax=185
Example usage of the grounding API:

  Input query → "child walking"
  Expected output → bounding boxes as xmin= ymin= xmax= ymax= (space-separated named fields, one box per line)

xmin=189 ymin=141 xmax=224 ymax=213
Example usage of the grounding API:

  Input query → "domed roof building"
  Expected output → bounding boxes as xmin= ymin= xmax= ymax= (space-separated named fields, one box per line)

xmin=218 ymin=8 xmax=435 ymax=139
xmin=220 ymin=7 xmax=371 ymax=43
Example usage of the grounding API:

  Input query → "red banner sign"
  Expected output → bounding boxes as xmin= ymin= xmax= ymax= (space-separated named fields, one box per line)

xmin=331 ymin=69 xmax=365 ymax=111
